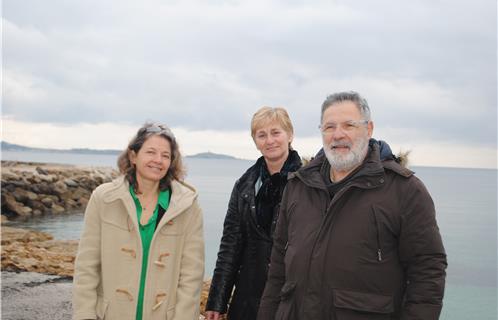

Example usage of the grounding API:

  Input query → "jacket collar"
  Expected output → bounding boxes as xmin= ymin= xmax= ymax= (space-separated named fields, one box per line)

xmin=293 ymin=141 xmax=398 ymax=190
xmin=238 ymin=150 xmax=302 ymax=196
xmin=101 ymin=176 xmax=198 ymax=230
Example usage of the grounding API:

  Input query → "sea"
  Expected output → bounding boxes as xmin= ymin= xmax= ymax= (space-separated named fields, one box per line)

xmin=2 ymin=150 xmax=497 ymax=320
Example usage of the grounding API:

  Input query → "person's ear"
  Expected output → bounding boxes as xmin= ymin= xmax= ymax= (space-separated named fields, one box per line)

xmin=367 ymin=121 xmax=374 ymax=138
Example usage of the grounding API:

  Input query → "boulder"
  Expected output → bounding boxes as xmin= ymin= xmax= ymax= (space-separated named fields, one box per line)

xmin=2 ymin=172 xmax=20 ymax=181
xmin=52 ymin=181 xmax=68 ymax=195
xmin=78 ymin=197 xmax=89 ymax=208
xmin=64 ymin=199 xmax=79 ymax=210
xmin=3 ymin=194 xmax=32 ymax=216
xmin=30 ymin=183 xmax=54 ymax=195
xmin=38 ymin=174 xmax=57 ymax=183
xmin=13 ymin=188 xmax=38 ymax=203
xmin=64 ymin=179 xmax=79 ymax=188
xmin=1 ymin=227 xmax=53 ymax=245
xmin=41 ymin=197 xmax=54 ymax=208
xmin=70 ymin=187 xmax=90 ymax=201
xmin=1 ymin=161 xmax=118 ymax=219
xmin=51 ymin=204 xmax=66 ymax=214
xmin=35 ymin=166 xmax=49 ymax=175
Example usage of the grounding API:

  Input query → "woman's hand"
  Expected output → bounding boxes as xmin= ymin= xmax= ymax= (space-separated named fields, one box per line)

xmin=205 ymin=310 xmax=221 ymax=320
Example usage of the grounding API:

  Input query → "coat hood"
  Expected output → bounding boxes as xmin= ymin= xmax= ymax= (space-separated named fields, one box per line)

xmin=292 ymin=140 xmax=413 ymax=189
xmin=97 ymin=176 xmax=198 ymax=229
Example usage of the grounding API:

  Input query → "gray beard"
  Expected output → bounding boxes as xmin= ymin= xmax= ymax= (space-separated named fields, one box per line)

xmin=324 ymin=136 xmax=369 ymax=173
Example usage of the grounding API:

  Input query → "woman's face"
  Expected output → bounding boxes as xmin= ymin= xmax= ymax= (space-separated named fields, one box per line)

xmin=254 ymin=121 xmax=293 ymax=163
xmin=129 ymin=135 xmax=172 ymax=183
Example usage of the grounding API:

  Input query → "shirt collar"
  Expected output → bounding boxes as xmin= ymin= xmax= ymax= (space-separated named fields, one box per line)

xmin=129 ymin=186 xmax=170 ymax=210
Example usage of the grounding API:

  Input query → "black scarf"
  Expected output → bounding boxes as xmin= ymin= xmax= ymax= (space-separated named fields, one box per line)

xmin=255 ymin=150 xmax=301 ymax=235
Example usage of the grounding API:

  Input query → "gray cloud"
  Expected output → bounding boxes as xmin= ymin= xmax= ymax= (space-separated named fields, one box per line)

xmin=3 ymin=0 xmax=496 ymax=149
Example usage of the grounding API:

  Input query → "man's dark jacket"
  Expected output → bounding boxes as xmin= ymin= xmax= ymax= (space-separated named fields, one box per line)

xmin=258 ymin=142 xmax=447 ymax=320
xmin=206 ymin=150 xmax=302 ymax=319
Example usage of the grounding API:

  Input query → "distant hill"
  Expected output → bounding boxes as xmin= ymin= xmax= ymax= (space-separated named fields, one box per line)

xmin=2 ymin=141 xmax=238 ymax=159
xmin=1 ymin=141 xmax=121 ymax=155
xmin=186 ymin=151 xmax=238 ymax=160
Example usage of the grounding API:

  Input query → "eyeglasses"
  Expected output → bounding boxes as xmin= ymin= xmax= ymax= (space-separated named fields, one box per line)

xmin=142 ymin=124 xmax=176 ymax=141
xmin=319 ymin=120 xmax=369 ymax=135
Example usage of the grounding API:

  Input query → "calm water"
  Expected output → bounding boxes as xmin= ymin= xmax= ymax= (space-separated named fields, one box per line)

xmin=2 ymin=150 xmax=497 ymax=320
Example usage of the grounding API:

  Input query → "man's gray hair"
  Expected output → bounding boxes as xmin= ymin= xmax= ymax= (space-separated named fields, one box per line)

xmin=321 ymin=91 xmax=371 ymax=122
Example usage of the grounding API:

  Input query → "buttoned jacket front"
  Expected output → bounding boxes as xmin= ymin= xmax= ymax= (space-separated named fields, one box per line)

xmin=73 ymin=177 xmax=204 ymax=320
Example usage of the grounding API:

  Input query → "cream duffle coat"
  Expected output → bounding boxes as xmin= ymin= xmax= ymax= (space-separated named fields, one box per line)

xmin=73 ymin=177 xmax=204 ymax=320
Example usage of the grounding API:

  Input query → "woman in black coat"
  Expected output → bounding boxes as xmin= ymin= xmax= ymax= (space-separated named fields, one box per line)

xmin=206 ymin=107 xmax=302 ymax=320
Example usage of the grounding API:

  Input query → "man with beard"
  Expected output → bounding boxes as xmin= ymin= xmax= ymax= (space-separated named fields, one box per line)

xmin=257 ymin=91 xmax=447 ymax=320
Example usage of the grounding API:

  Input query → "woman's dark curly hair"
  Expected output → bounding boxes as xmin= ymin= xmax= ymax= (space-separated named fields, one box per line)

xmin=117 ymin=122 xmax=185 ymax=192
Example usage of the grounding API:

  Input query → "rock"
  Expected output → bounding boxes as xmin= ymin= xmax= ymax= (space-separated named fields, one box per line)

xmin=3 ymin=194 xmax=32 ymax=216
xmin=2 ymin=182 xmax=17 ymax=192
xmin=30 ymin=183 xmax=54 ymax=195
xmin=38 ymin=174 xmax=57 ymax=183
xmin=36 ymin=166 xmax=49 ymax=175
xmin=1 ymin=227 xmax=53 ymax=245
xmin=64 ymin=199 xmax=78 ymax=210
xmin=13 ymin=188 xmax=38 ymax=203
xmin=78 ymin=197 xmax=89 ymax=208
xmin=51 ymin=204 xmax=66 ymax=214
xmin=52 ymin=181 xmax=68 ymax=195
xmin=41 ymin=197 xmax=54 ymax=208
xmin=1 ymin=161 xmax=118 ymax=219
xmin=2 ymin=172 xmax=20 ymax=181
xmin=5 ymin=181 xmax=27 ymax=191
xmin=64 ymin=179 xmax=79 ymax=188
xmin=70 ymin=187 xmax=90 ymax=201
xmin=27 ymin=199 xmax=46 ymax=212
xmin=28 ymin=174 xmax=42 ymax=184
xmin=1 ymin=215 xmax=9 ymax=224
xmin=1 ymin=225 xmax=219 ymax=317
xmin=1 ymin=227 xmax=75 ymax=277
xmin=1 ymin=241 xmax=78 ymax=277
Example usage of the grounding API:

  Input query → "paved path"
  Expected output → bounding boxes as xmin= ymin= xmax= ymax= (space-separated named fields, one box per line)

xmin=1 ymin=271 xmax=72 ymax=320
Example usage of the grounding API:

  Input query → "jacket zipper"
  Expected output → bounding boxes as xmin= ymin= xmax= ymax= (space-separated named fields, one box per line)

xmin=302 ymin=184 xmax=350 ymax=295
xmin=372 ymin=209 xmax=383 ymax=262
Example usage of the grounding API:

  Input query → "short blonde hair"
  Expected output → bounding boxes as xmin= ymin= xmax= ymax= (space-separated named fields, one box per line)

xmin=251 ymin=106 xmax=294 ymax=141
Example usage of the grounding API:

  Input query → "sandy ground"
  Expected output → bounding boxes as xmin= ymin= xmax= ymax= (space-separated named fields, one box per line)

xmin=1 ymin=271 xmax=72 ymax=320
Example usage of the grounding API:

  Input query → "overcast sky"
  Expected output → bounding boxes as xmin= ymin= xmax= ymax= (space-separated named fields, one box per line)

xmin=2 ymin=0 xmax=497 ymax=168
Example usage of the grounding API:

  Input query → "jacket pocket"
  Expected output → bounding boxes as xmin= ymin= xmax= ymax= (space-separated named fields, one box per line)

xmin=279 ymin=281 xmax=296 ymax=300
xmin=275 ymin=281 xmax=297 ymax=320
xmin=96 ymin=296 xmax=109 ymax=320
xmin=333 ymin=288 xmax=393 ymax=319
xmin=165 ymin=304 xmax=175 ymax=320
xmin=372 ymin=208 xmax=383 ymax=262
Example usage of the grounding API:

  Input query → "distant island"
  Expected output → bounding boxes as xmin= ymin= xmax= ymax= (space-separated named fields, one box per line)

xmin=1 ymin=141 xmax=239 ymax=160
xmin=1 ymin=141 xmax=121 ymax=155
xmin=186 ymin=152 xmax=238 ymax=160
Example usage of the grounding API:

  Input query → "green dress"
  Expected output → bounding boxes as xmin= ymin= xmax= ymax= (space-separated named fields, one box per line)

xmin=129 ymin=187 xmax=170 ymax=320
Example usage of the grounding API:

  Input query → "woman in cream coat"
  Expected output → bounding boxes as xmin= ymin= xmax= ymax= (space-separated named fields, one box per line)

xmin=73 ymin=123 xmax=204 ymax=320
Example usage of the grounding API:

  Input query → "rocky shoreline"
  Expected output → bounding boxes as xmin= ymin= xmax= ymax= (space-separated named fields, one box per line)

xmin=1 ymin=160 xmax=118 ymax=219
xmin=0 ymin=226 xmax=219 ymax=319
xmin=0 ymin=161 xmax=223 ymax=319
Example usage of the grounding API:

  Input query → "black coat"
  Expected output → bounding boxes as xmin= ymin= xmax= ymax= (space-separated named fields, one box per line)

xmin=206 ymin=150 xmax=302 ymax=320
